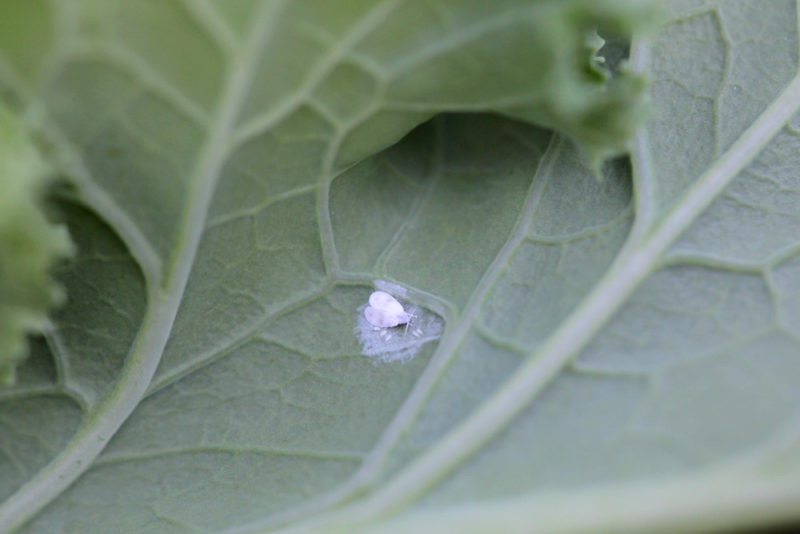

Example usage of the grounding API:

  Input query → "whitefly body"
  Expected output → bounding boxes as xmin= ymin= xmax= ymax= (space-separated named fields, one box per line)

xmin=364 ymin=291 xmax=413 ymax=328
xmin=357 ymin=287 xmax=441 ymax=363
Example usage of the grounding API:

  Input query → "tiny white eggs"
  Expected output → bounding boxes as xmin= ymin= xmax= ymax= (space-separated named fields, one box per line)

xmin=364 ymin=291 xmax=412 ymax=328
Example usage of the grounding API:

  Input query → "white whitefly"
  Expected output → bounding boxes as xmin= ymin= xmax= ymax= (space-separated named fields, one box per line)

xmin=355 ymin=288 xmax=443 ymax=363
xmin=364 ymin=290 xmax=413 ymax=328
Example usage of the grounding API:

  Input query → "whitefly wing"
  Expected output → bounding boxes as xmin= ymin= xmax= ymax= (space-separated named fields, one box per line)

xmin=369 ymin=291 xmax=405 ymax=315
xmin=365 ymin=305 xmax=403 ymax=328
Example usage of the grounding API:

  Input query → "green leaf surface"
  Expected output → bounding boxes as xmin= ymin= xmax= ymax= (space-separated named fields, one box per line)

xmin=2 ymin=1 xmax=800 ymax=534
xmin=0 ymin=104 xmax=72 ymax=385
